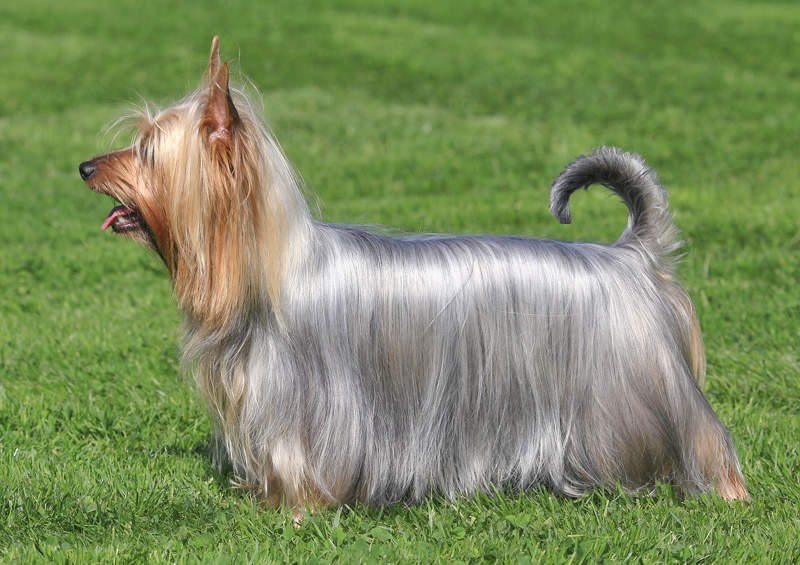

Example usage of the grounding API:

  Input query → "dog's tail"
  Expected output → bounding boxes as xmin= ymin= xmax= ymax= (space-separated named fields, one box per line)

xmin=550 ymin=146 xmax=680 ymax=263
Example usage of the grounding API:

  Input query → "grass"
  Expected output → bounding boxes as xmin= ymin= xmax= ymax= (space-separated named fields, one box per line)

xmin=1 ymin=0 xmax=799 ymax=562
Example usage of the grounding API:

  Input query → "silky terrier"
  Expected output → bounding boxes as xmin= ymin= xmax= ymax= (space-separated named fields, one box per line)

xmin=79 ymin=37 xmax=749 ymax=516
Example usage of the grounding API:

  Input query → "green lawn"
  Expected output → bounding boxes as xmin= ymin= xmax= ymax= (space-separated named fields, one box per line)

xmin=1 ymin=0 xmax=799 ymax=562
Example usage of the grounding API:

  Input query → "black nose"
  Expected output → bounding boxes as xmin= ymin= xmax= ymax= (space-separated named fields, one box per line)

xmin=79 ymin=161 xmax=97 ymax=181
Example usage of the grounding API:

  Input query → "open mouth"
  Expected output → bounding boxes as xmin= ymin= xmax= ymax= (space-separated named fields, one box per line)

xmin=101 ymin=203 xmax=142 ymax=233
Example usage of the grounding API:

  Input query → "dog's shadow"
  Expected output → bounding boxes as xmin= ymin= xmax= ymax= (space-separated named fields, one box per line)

xmin=193 ymin=436 xmax=237 ymax=490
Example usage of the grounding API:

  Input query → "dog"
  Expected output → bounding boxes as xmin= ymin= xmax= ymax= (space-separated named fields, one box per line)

xmin=79 ymin=36 xmax=749 ymax=517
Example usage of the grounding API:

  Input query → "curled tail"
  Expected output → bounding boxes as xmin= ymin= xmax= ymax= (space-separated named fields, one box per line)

xmin=550 ymin=146 xmax=681 ymax=263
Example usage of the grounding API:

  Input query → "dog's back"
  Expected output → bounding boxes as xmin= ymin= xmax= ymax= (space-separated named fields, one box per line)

xmin=234 ymin=149 xmax=748 ymax=505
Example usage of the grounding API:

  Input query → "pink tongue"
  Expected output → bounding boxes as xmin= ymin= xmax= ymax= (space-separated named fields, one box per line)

xmin=101 ymin=207 xmax=132 ymax=231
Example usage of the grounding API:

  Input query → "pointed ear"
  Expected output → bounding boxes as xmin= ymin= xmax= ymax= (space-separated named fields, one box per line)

xmin=205 ymin=36 xmax=221 ymax=81
xmin=203 ymin=61 xmax=240 ymax=144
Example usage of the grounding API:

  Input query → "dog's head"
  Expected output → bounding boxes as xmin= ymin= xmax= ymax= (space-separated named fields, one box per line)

xmin=79 ymin=36 xmax=243 ymax=252
xmin=80 ymin=37 xmax=299 ymax=327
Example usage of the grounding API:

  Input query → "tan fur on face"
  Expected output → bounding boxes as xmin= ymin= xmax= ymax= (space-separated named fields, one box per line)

xmin=82 ymin=46 xmax=309 ymax=332
xmin=84 ymin=147 xmax=166 ymax=250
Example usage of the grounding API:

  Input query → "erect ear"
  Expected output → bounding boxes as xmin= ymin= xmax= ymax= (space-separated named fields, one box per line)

xmin=203 ymin=43 xmax=240 ymax=144
xmin=206 ymin=35 xmax=221 ymax=80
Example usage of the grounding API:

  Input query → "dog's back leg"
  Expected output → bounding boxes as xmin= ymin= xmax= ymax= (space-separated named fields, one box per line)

xmin=688 ymin=400 xmax=750 ymax=501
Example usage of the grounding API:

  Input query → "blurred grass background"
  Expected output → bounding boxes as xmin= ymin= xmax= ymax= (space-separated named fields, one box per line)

xmin=1 ymin=0 xmax=798 ymax=562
